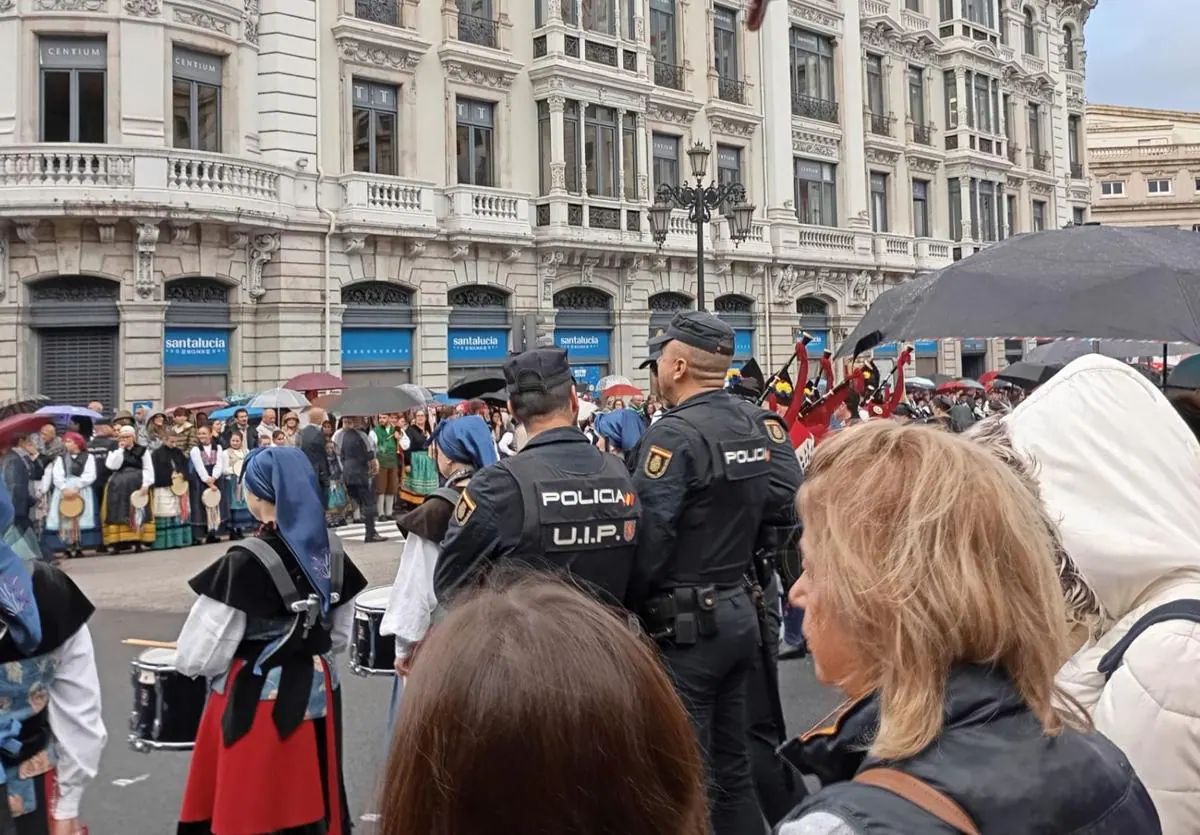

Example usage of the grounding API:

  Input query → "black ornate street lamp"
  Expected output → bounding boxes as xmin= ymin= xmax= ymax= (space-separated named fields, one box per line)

xmin=647 ymin=141 xmax=756 ymax=312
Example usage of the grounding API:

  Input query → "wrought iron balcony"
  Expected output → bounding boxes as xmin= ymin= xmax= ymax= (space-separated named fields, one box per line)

xmin=654 ymin=61 xmax=685 ymax=90
xmin=912 ymin=123 xmax=934 ymax=146
xmin=355 ymin=0 xmax=397 ymax=26
xmin=457 ymin=12 xmax=498 ymax=48
xmin=1070 ymin=162 xmax=1084 ymax=179
xmin=1028 ymin=150 xmax=1050 ymax=172
xmin=791 ymin=93 xmax=839 ymax=123
xmin=868 ymin=112 xmax=893 ymax=137
xmin=717 ymin=75 xmax=747 ymax=105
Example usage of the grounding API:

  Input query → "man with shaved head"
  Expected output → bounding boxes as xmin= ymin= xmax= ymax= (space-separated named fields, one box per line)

xmin=630 ymin=310 xmax=801 ymax=834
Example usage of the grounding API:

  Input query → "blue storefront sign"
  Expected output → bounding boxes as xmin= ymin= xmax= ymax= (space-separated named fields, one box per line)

xmin=341 ymin=328 xmax=413 ymax=366
xmin=915 ymin=339 xmax=940 ymax=356
xmin=571 ymin=365 xmax=604 ymax=391
xmin=795 ymin=329 xmax=829 ymax=356
xmin=734 ymin=330 xmax=754 ymax=359
xmin=448 ymin=328 xmax=509 ymax=364
xmin=164 ymin=328 xmax=229 ymax=369
xmin=872 ymin=342 xmax=898 ymax=358
xmin=961 ymin=338 xmax=987 ymax=354
xmin=554 ymin=329 xmax=610 ymax=362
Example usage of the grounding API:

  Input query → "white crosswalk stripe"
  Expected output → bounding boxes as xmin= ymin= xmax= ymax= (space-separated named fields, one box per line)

xmin=333 ymin=520 xmax=404 ymax=543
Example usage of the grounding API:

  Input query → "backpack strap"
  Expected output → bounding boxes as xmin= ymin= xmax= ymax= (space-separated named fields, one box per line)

xmin=430 ymin=486 xmax=462 ymax=506
xmin=234 ymin=538 xmax=304 ymax=610
xmin=854 ymin=768 xmax=981 ymax=835
xmin=327 ymin=530 xmax=345 ymax=605
xmin=1098 ymin=598 xmax=1200 ymax=682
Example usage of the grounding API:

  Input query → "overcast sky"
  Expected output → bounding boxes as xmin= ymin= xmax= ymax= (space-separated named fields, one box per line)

xmin=1085 ymin=0 xmax=1200 ymax=110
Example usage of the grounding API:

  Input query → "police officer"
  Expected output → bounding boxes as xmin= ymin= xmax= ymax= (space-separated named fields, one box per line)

xmin=435 ymin=348 xmax=640 ymax=606
xmin=630 ymin=311 xmax=798 ymax=835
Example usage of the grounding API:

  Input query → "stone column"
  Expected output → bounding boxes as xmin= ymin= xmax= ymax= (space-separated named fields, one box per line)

xmin=119 ymin=302 xmax=168 ymax=407
xmin=548 ymin=95 xmax=569 ymax=224
xmin=760 ymin=0 xmax=795 ymax=222
xmin=840 ymin=0 xmax=870 ymax=230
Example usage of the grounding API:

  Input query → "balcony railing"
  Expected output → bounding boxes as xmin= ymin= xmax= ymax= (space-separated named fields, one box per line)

xmin=911 ymin=123 xmax=934 ymax=145
xmin=457 ymin=12 xmax=498 ymax=47
xmin=717 ymin=76 xmax=747 ymax=105
xmin=1090 ymin=142 xmax=1200 ymax=162
xmin=654 ymin=61 xmax=685 ymax=91
xmin=0 ymin=148 xmax=134 ymax=188
xmin=168 ymin=154 xmax=279 ymax=200
xmin=355 ymin=0 xmax=397 ymax=26
xmin=1070 ymin=162 xmax=1084 ymax=179
xmin=797 ymin=224 xmax=854 ymax=252
xmin=792 ymin=93 xmax=839 ymax=123
xmin=868 ymin=112 xmax=893 ymax=137
xmin=1028 ymin=150 xmax=1050 ymax=172
xmin=862 ymin=0 xmax=888 ymax=16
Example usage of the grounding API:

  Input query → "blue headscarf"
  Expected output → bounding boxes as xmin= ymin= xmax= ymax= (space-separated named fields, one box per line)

xmin=595 ymin=410 xmax=646 ymax=452
xmin=432 ymin=415 xmax=498 ymax=471
xmin=242 ymin=446 xmax=334 ymax=612
xmin=0 ymin=482 xmax=40 ymax=653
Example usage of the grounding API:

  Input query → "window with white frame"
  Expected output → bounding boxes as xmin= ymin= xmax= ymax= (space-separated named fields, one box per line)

xmin=912 ymin=179 xmax=930 ymax=238
xmin=456 ymin=98 xmax=495 ymax=187
xmin=582 ymin=0 xmax=616 ymax=35
xmin=40 ymin=37 xmax=107 ymax=143
xmin=1100 ymin=180 xmax=1124 ymax=197
xmin=353 ymin=80 xmax=398 ymax=176
xmin=1023 ymin=6 xmax=1036 ymax=55
xmin=652 ymin=133 xmax=680 ymax=192
xmin=713 ymin=7 xmax=739 ymax=83
xmin=1147 ymin=178 xmax=1172 ymax=195
xmin=173 ymin=47 xmax=222 ymax=153
xmin=794 ymin=159 xmax=837 ymax=226
xmin=716 ymin=144 xmax=742 ymax=212
xmin=584 ymin=104 xmax=618 ymax=197
xmin=1032 ymin=198 xmax=1046 ymax=232
xmin=869 ymin=172 xmax=889 ymax=233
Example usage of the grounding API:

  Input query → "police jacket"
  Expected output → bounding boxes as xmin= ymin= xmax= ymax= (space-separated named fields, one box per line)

xmin=629 ymin=389 xmax=795 ymax=608
xmin=435 ymin=426 xmax=639 ymax=606
xmin=774 ymin=664 xmax=1161 ymax=835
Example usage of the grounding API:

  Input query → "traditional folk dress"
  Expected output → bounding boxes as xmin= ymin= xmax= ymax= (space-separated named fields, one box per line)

xmin=150 ymin=446 xmax=193 ymax=550
xmin=0 ymin=562 xmax=106 ymax=835
xmin=220 ymin=447 xmax=253 ymax=536
xmin=188 ymin=443 xmax=227 ymax=543
xmin=101 ymin=445 xmax=156 ymax=548
xmin=398 ymin=427 xmax=436 ymax=506
xmin=42 ymin=453 xmax=101 ymax=556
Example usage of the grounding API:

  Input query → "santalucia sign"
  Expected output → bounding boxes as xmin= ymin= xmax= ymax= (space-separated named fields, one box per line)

xmin=165 ymin=336 xmax=227 ymax=354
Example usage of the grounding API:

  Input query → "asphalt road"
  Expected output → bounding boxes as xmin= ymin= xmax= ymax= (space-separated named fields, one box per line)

xmin=64 ymin=538 xmax=842 ymax=834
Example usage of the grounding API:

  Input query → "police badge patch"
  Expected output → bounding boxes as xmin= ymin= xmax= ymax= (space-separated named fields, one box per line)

xmin=644 ymin=445 xmax=673 ymax=479
xmin=454 ymin=490 xmax=477 ymax=524
xmin=765 ymin=419 xmax=787 ymax=444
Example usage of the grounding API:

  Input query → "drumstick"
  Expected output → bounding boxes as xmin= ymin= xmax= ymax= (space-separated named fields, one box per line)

xmin=122 ymin=638 xmax=178 ymax=649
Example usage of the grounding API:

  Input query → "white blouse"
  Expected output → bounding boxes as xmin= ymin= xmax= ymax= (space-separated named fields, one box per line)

xmin=51 ymin=455 xmax=96 ymax=493
xmin=104 ymin=447 xmax=154 ymax=489
xmin=45 ymin=625 xmax=108 ymax=820
xmin=188 ymin=445 xmax=225 ymax=482
xmin=380 ymin=533 xmax=441 ymax=660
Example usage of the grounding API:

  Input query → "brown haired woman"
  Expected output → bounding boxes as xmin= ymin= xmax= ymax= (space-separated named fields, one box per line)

xmin=379 ymin=572 xmax=708 ymax=835
xmin=774 ymin=421 xmax=1160 ymax=835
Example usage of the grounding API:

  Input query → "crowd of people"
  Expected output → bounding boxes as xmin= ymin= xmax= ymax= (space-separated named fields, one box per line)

xmin=3 ymin=322 xmax=1200 ymax=834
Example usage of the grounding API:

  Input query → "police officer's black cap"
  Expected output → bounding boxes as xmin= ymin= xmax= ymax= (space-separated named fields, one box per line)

xmin=640 ymin=311 xmax=735 ymax=368
xmin=504 ymin=348 xmax=575 ymax=395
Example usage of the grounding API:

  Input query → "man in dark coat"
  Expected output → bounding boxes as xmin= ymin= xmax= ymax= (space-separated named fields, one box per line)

xmin=298 ymin=407 xmax=331 ymax=505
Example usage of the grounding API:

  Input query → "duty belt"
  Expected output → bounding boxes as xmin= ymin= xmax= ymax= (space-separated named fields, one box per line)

xmin=640 ymin=585 xmax=748 ymax=645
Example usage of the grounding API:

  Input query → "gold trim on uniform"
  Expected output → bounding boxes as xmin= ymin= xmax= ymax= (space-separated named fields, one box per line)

xmin=644 ymin=445 xmax=674 ymax=479
xmin=454 ymin=489 xmax=477 ymax=524
xmin=765 ymin=420 xmax=787 ymax=444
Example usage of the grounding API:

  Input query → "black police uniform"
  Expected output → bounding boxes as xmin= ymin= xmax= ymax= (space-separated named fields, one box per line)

xmin=631 ymin=312 xmax=796 ymax=835
xmin=434 ymin=348 xmax=640 ymax=606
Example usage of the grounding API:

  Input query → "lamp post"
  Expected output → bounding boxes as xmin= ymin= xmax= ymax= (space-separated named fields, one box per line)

xmin=647 ymin=141 xmax=756 ymax=312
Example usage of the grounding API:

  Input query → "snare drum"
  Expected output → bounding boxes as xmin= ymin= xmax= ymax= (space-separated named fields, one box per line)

xmin=350 ymin=586 xmax=395 ymax=677
xmin=128 ymin=648 xmax=208 ymax=752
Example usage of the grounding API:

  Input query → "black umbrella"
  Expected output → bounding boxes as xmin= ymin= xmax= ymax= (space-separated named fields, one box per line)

xmin=997 ymin=361 xmax=1062 ymax=390
xmin=326 ymin=386 xmax=424 ymax=417
xmin=0 ymin=395 xmax=49 ymax=422
xmin=448 ymin=370 xmax=508 ymax=400
xmin=1025 ymin=339 xmax=1198 ymax=366
xmin=479 ymin=389 xmax=509 ymax=407
xmin=837 ymin=226 xmax=1200 ymax=359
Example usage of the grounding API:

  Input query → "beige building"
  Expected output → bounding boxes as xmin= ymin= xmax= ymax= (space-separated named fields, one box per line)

xmin=1087 ymin=104 xmax=1200 ymax=229
xmin=0 ymin=0 xmax=1092 ymax=407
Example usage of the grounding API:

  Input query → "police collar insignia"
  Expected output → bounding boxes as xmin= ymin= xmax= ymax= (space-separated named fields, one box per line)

xmin=644 ymin=445 xmax=673 ymax=479
xmin=454 ymin=489 xmax=477 ymax=524
xmin=765 ymin=420 xmax=786 ymax=444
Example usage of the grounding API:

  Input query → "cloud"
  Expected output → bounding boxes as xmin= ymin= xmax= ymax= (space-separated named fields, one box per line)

xmin=1085 ymin=0 xmax=1200 ymax=110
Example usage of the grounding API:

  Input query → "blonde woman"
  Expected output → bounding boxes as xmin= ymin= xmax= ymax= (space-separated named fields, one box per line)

xmin=774 ymin=422 xmax=1159 ymax=835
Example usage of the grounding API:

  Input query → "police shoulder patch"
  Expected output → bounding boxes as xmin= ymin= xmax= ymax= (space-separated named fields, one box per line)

xmin=644 ymin=445 xmax=674 ymax=479
xmin=454 ymin=489 xmax=477 ymax=524
xmin=764 ymin=419 xmax=787 ymax=444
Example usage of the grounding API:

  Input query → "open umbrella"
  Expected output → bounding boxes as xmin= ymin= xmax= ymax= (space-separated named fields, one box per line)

xmin=838 ymin=226 xmax=1200 ymax=360
xmin=431 ymin=392 xmax=462 ymax=405
xmin=904 ymin=376 xmax=935 ymax=390
xmin=1024 ymin=339 xmax=1199 ymax=366
xmin=597 ymin=374 xmax=635 ymax=393
xmin=208 ymin=404 xmax=265 ymax=421
xmin=326 ymin=387 xmax=424 ymax=417
xmin=36 ymin=405 xmax=102 ymax=421
xmin=935 ymin=378 xmax=983 ymax=394
xmin=979 ymin=370 xmax=1001 ymax=388
xmin=0 ymin=413 xmax=55 ymax=447
xmin=396 ymin=384 xmax=437 ymax=406
xmin=167 ymin=398 xmax=227 ymax=413
xmin=997 ymin=361 xmax=1062 ymax=390
xmin=249 ymin=388 xmax=310 ymax=410
xmin=479 ymin=389 xmax=509 ymax=407
xmin=1166 ymin=354 xmax=1200 ymax=390
xmin=284 ymin=371 xmax=345 ymax=391
xmin=602 ymin=383 xmax=642 ymax=400
xmin=0 ymin=396 xmax=49 ymax=422
xmin=448 ymin=370 xmax=508 ymax=400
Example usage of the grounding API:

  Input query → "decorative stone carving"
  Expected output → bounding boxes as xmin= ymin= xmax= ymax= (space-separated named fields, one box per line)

xmin=580 ymin=256 xmax=599 ymax=285
xmin=865 ymin=147 xmax=901 ymax=165
xmin=343 ymin=282 xmax=412 ymax=306
xmin=0 ymin=237 xmax=7 ymax=301
xmin=848 ymin=272 xmax=873 ymax=307
xmin=861 ymin=22 xmax=899 ymax=51
xmin=792 ymin=1 xmax=841 ymax=30
xmin=450 ymin=243 xmax=471 ymax=260
xmin=0 ymin=0 xmax=12 ymax=12
xmin=444 ymin=61 xmax=515 ymax=90
xmin=1066 ymin=87 xmax=1084 ymax=110
xmin=166 ymin=279 xmax=230 ymax=304
xmin=539 ymin=250 xmax=564 ymax=301
xmin=709 ymin=115 xmax=756 ymax=138
xmin=35 ymin=0 xmax=105 ymax=10
xmin=713 ymin=260 xmax=732 ymax=276
xmin=344 ymin=235 xmax=367 ymax=255
xmin=406 ymin=240 xmax=426 ymax=258
xmin=775 ymin=264 xmax=801 ymax=300
xmin=170 ymin=223 xmax=193 ymax=245
xmin=907 ymin=155 xmax=940 ymax=174
xmin=31 ymin=278 xmax=118 ymax=303
xmin=338 ymin=38 xmax=421 ymax=71
xmin=550 ymin=163 xmax=566 ymax=191
xmin=624 ymin=256 xmax=642 ymax=304
xmin=123 ymin=0 xmax=159 ymax=15
xmin=1029 ymin=181 xmax=1054 ymax=195
xmin=95 ymin=220 xmax=117 ymax=244
xmin=504 ymin=247 xmax=522 ymax=263
xmin=243 ymin=0 xmax=259 ymax=46
xmin=14 ymin=223 xmax=38 ymax=246
xmin=246 ymin=232 xmax=279 ymax=300
xmin=646 ymin=102 xmax=694 ymax=127
xmin=134 ymin=221 xmax=161 ymax=299
xmin=554 ymin=287 xmax=611 ymax=310
xmin=793 ymin=130 xmax=839 ymax=160
xmin=175 ymin=7 xmax=232 ymax=34
xmin=449 ymin=286 xmax=509 ymax=308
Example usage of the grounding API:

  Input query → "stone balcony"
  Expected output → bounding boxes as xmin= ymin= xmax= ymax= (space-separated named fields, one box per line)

xmin=441 ymin=185 xmax=532 ymax=242
xmin=338 ymin=172 xmax=438 ymax=236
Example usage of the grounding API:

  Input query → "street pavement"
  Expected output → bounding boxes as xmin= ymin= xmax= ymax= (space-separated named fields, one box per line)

xmin=64 ymin=537 xmax=842 ymax=834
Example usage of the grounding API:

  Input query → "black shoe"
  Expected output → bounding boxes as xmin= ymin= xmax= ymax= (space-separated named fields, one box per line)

xmin=134 ymin=543 xmax=143 ymax=553
xmin=95 ymin=545 xmax=109 ymax=554
xmin=206 ymin=534 xmax=220 ymax=544
xmin=364 ymin=533 xmax=387 ymax=543
xmin=779 ymin=642 xmax=808 ymax=661
xmin=229 ymin=529 xmax=244 ymax=540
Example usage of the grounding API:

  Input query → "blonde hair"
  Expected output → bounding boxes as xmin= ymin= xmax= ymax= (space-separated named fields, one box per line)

xmin=798 ymin=421 xmax=1086 ymax=760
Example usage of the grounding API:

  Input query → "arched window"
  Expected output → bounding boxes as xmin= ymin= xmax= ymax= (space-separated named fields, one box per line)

xmin=1063 ymin=25 xmax=1075 ymax=69
xmin=647 ymin=291 xmax=692 ymax=312
xmin=795 ymin=297 xmax=829 ymax=317
xmin=1023 ymin=7 xmax=1036 ymax=55
xmin=553 ymin=287 xmax=613 ymax=311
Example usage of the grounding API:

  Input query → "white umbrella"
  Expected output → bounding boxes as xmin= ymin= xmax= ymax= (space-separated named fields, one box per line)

xmin=597 ymin=374 xmax=634 ymax=393
xmin=249 ymin=387 xmax=310 ymax=410
xmin=905 ymin=376 xmax=935 ymax=390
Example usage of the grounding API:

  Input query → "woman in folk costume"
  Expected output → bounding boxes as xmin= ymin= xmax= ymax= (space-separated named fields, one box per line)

xmin=187 ymin=425 xmax=227 ymax=545
xmin=398 ymin=409 xmax=436 ymax=507
xmin=102 ymin=425 xmax=156 ymax=553
xmin=175 ymin=447 xmax=367 ymax=835
xmin=0 ymin=481 xmax=107 ymax=835
xmin=150 ymin=432 xmax=193 ymax=550
xmin=42 ymin=432 xmax=100 ymax=561
xmin=382 ymin=415 xmax=497 ymax=679
xmin=220 ymin=432 xmax=252 ymax=540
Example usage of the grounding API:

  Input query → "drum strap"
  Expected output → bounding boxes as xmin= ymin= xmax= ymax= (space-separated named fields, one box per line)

xmin=328 ymin=532 xmax=345 ymax=604
xmin=235 ymin=538 xmax=304 ymax=610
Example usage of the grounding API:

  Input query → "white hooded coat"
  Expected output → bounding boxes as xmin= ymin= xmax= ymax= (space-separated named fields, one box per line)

xmin=1005 ymin=355 xmax=1200 ymax=833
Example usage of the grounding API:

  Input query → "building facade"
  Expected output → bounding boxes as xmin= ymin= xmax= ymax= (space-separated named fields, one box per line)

xmin=0 ymin=0 xmax=1092 ymax=406
xmin=1087 ymin=104 xmax=1200 ymax=230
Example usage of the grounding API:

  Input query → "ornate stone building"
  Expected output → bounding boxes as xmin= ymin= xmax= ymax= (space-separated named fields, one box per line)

xmin=0 ymin=0 xmax=1092 ymax=405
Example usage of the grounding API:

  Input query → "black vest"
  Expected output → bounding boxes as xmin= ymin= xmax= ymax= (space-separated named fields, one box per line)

xmin=499 ymin=433 xmax=639 ymax=606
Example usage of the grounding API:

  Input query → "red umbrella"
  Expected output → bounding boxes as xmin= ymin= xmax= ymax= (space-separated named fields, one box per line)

xmin=935 ymin=379 xmax=984 ymax=395
xmin=167 ymin=399 xmax=227 ymax=412
xmin=0 ymin=413 xmax=54 ymax=447
xmin=602 ymin=383 xmax=642 ymax=399
xmin=978 ymin=370 xmax=1001 ymax=389
xmin=284 ymin=371 xmax=345 ymax=391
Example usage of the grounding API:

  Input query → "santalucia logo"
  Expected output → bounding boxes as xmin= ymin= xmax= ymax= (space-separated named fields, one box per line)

xmin=451 ymin=335 xmax=500 ymax=348
xmin=166 ymin=336 xmax=226 ymax=351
